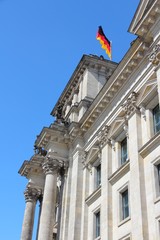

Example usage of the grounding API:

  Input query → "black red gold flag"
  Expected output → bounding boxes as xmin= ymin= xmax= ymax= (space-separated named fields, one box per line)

xmin=96 ymin=26 xmax=112 ymax=60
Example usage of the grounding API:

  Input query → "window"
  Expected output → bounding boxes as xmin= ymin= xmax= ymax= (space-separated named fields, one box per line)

xmin=157 ymin=163 xmax=160 ymax=194
xmin=96 ymin=164 xmax=101 ymax=188
xmin=121 ymin=189 xmax=129 ymax=220
xmin=121 ymin=138 xmax=128 ymax=164
xmin=95 ymin=211 xmax=100 ymax=238
xmin=152 ymin=158 xmax=160 ymax=199
xmin=153 ymin=104 xmax=160 ymax=134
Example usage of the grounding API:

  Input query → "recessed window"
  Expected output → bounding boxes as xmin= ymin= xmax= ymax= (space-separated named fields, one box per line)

xmin=121 ymin=189 xmax=129 ymax=220
xmin=121 ymin=138 xmax=128 ymax=165
xmin=157 ymin=163 xmax=160 ymax=194
xmin=96 ymin=164 xmax=101 ymax=188
xmin=153 ymin=104 xmax=160 ymax=134
xmin=95 ymin=211 xmax=100 ymax=238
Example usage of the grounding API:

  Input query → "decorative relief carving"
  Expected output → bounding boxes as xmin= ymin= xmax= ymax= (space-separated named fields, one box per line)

xmin=24 ymin=187 xmax=41 ymax=203
xmin=42 ymin=158 xmax=62 ymax=175
xmin=42 ymin=157 xmax=69 ymax=176
xmin=98 ymin=125 xmax=110 ymax=148
xmin=123 ymin=122 xmax=129 ymax=138
xmin=110 ymin=138 xmax=115 ymax=150
xmin=34 ymin=145 xmax=47 ymax=156
xmin=81 ymin=151 xmax=92 ymax=174
xmin=139 ymin=105 xmax=146 ymax=120
xmin=122 ymin=92 xmax=138 ymax=119
xmin=81 ymin=148 xmax=101 ymax=174
xmin=149 ymin=44 xmax=160 ymax=66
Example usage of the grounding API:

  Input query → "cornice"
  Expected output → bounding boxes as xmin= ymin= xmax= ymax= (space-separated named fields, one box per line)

xmin=34 ymin=123 xmax=69 ymax=148
xmin=79 ymin=38 xmax=151 ymax=133
xmin=85 ymin=186 xmax=101 ymax=206
xmin=108 ymin=160 xmax=130 ymax=185
xmin=129 ymin=0 xmax=160 ymax=37
xmin=139 ymin=131 xmax=160 ymax=158
xmin=18 ymin=154 xmax=44 ymax=178
xmin=51 ymin=54 xmax=117 ymax=117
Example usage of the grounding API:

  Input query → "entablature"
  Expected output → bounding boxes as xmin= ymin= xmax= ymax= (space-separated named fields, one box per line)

xmin=18 ymin=155 xmax=44 ymax=178
xmin=129 ymin=0 xmax=160 ymax=38
xmin=79 ymin=38 xmax=151 ymax=133
xmin=51 ymin=54 xmax=117 ymax=122
xmin=34 ymin=123 xmax=69 ymax=149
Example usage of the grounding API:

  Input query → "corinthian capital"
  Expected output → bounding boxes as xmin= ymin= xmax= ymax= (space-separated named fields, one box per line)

xmin=122 ymin=92 xmax=138 ymax=119
xmin=42 ymin=158 xmax=63 ymax=175
xmin=149 ymin=44 xmax=160 ymax=66
xmin=98 ymin=125 xmax=110 ymax=148
xmin=24 ymin=187 xmax=41 ymax=203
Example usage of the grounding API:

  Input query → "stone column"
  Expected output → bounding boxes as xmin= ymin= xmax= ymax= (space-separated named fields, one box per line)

xmin=38 ymin=158 xmax=60 ymax=240
xmin=21 ymin=187 xmax=40 ymax=240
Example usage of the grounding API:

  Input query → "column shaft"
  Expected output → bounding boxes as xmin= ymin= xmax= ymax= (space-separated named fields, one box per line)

xmin=38 ymin=160 xmax=58 ymax=240
xmin=21 ymin=187 xmax=40 ymax=240
xmin=21 ymin=201 xmax=36 ymax=240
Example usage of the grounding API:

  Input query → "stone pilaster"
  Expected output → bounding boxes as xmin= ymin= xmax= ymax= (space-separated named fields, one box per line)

xmin=37 ymin=158 xmax=61 ymax=240
xmin=101 ymin=142 xmax=112 ymax=240
xmin=67 ymin=145 xmax=84 ymax=240
xmin=128 ymin=110 xmax=148 ymax=239
xmin=149 ymin=44 xmax=160 ymax=105
xmin=21 ymin=187 xmax=41 ymax=240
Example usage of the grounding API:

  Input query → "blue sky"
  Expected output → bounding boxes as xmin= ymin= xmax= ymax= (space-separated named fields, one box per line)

xmin=0 ymin=0 xmax=139 ymax=239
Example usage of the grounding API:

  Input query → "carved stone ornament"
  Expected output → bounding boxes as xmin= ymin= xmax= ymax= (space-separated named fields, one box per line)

xmin=42 ymin=158 xmax=62 ymax=175
xmin=139 ymin=105 xmax=146 ymax=120
xmin=81 ymin=151 xmax=92 ymax=173
xmin=98 ymin=125 xmax=110 ymax=148
xmin=81 ymin=151 xmax=88 ymax=165
xmin=149 ymin=44 xmax=160 ymax=66
xmin=123 ymin=123 xmax=129 ymax=138
xmin=34 ymin=145 xmax=47 ymax=156
xmin=122 ymin=92 xmax=138 ymax=119
xmin=110 ymin=138 xmax=115 ymax=150
xmin=24 ymin=187 xmax=41 ymax=203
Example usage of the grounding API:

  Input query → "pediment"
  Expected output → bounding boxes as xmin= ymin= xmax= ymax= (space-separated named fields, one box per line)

xmin=137 ymin=77 xmax=157 ymax=105
xmin=129 ymin=0 xmax=154 ymax=34
xmin=85 ymin=146 xmax=100 ymax=164
xmin=108 ymin=117 xmax=124 ymax=138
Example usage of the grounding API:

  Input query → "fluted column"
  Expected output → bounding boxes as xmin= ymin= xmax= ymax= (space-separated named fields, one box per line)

xmin=21 ymin=187 xmax=41 ymax=240
xmin=38 ymin=158 xmax=60 ymax=240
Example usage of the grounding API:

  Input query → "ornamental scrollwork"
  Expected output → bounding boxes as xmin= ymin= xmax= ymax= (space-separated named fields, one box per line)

xmin=149 ymin=44 xmax=160 ymax=66
xmin=24 ymin=187 xmax=41 ymax=203
xmin=97 ymin=125 xmax=110 ymax=148
xmin=122 ymin=92 xmax=138 ymax=119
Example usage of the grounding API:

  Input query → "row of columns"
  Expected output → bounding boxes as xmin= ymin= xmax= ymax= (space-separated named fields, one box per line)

xmin=21 ymin=158 xmax=62 ymax=240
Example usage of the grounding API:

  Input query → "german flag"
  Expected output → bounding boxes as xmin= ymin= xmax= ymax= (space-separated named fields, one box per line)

xmin=96 ymin=26 xmax=111 ymax=60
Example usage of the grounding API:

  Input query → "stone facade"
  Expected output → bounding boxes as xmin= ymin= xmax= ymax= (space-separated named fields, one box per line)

xmin=19 ymin=0 xmax=160 ymax=239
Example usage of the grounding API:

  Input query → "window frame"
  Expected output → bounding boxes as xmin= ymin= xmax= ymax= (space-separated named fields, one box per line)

xmin=121 ymin=189 xmax=129 ymax=220
xmin=93 ymin=209 xmax=101 ymax=239
xmin=121 ymin=137 xmax=128 ymax=165
xmin=152 ymin=157 xmax=160 ymax=200
xmin=95 ymin=163 xmax=101 ymax=188
xmin=153 ymin=104 xmax=160 ymax=134
xmin=118 ymin=183 xmax=130 ymax=225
